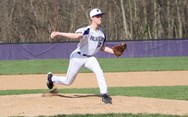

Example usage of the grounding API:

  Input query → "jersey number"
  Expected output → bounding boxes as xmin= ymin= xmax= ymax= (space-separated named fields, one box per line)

xmin=97 ymin=42 xmax=102 ymax=48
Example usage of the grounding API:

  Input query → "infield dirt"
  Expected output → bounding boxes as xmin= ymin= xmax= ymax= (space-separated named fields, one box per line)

xmin=0 ymin=71 xmax=188 ymax=116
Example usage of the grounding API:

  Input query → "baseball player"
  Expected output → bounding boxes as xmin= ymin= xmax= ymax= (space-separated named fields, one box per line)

xmin=48 ymin=8 xmax=114 ymax=104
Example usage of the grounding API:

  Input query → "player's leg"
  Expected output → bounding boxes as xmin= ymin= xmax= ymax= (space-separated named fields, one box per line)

xmin=84 ymin=57 xmax=108 ymax=94
xmin=51 ymin=53 xmax=85 ymax=85
xmin=84 ymin=57 xmax=112 ymax=104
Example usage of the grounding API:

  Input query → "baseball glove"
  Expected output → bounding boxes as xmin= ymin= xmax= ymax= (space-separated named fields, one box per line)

xmin=112 ymin=42 xmax=127 ymax=57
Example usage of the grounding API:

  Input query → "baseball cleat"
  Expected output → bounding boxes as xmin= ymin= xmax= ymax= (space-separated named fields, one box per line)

xmin=46 ymin=72 xmax=54 ymax=89
xmin=102 ymin=94 xmax=112 ymax=104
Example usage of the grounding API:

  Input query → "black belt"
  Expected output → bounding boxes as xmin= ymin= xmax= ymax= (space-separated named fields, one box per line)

xmin=77 ymin=52 xmax=92 ymax=57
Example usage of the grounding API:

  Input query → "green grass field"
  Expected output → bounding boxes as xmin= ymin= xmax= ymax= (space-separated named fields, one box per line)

xmin=1 ymin=86 xmax=188 ymax=100
xmin=0 ymin=56 xmax=188 ymax=75
xmin=1 ymin=56 xmax=188 ymax=117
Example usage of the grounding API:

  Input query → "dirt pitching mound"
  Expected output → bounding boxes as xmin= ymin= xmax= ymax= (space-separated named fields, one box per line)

xmin=0 ymin=71 xmax=188 ymax=116
xmin=0 ymin=93 xmax=188 ymax=117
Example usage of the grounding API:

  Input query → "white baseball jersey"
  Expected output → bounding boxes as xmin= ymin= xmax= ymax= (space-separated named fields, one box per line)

xmin=74 ymin=26 xmax=106 ymax=56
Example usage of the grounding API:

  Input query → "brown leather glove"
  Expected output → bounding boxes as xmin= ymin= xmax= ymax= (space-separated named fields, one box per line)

xmin=112 ymin=42 xmax=127 ymax=57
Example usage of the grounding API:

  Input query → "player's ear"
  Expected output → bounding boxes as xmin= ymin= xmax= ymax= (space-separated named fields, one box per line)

xmin=90 ymin=17 xmax=95 ymax=21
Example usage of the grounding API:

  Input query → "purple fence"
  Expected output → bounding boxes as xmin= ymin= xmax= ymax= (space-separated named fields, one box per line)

xmin=0 ymin=39 xmax=188 ymax=60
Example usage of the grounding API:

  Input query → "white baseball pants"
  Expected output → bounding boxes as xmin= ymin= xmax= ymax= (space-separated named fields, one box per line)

xmin=51 ymin=52 xmax=108 ymax=94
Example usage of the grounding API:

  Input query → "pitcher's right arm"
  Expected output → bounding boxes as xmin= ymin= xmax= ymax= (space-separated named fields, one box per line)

xmin=50 ymin=31 xmax=83 ymax=40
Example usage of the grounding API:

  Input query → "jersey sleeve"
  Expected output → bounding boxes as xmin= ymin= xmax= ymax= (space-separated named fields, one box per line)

xmin=75 ymin=27 xmax=86 ymax=34
xmin=75 ymin=26 xmax=90 ymax=36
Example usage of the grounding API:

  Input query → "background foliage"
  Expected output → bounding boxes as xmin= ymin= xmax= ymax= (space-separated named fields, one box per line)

xmin=0 ymin=0 xmax=187 ymax=43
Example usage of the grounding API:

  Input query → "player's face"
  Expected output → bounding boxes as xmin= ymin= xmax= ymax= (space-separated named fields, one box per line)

xmin=92 ymin=15 xmax=103 ymax=25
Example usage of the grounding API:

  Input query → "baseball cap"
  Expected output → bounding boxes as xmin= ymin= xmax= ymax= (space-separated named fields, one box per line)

xmin=89 ymin=8 xmax=104 ymax=18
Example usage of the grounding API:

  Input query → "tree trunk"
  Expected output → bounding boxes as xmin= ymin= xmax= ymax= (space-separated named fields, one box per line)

xmin=176 ymin=0 xmax=183 ymax=38
xmin=120 ymin=0 xmax=130 ymax=39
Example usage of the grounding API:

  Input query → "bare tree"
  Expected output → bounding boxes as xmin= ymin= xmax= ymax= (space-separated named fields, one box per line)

xmin=0 ymin=0 xmax=187 ymax=43
xmin=120 ymin=0 xmax=131 ymax=39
